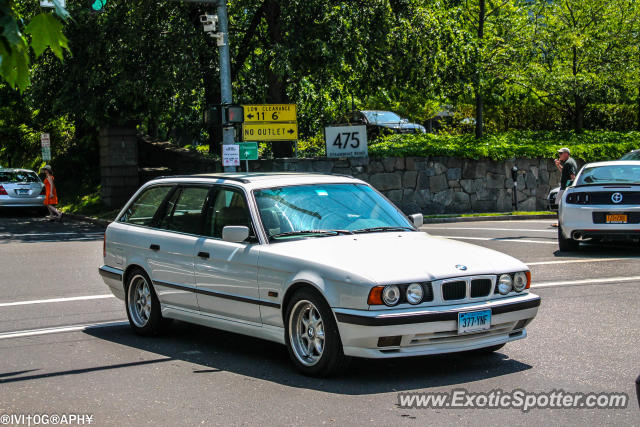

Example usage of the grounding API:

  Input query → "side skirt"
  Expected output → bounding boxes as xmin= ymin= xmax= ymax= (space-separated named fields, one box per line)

xmin=161 ymin=304 xmax=285 ymax=345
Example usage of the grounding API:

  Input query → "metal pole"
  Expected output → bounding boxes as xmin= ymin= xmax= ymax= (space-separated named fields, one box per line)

xmin=216 ymin=0 xmax=236 ymax=172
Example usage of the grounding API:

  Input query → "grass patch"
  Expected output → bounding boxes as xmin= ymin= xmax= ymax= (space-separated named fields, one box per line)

xmin=425 ymin=211 xmax=554 ymax=219
xmin=58 ymin=185 xmax=119 ymax=221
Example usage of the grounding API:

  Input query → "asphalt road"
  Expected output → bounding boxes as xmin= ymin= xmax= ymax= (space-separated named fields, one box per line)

xmin=0 ymin=210 xmax=638 ymax=426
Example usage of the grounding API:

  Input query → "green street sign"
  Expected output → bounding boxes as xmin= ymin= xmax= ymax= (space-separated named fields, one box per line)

xmin=238 ymin=142 xmax=258 ymax=161
xmin=90 ymin=0 xmax=107 ymax=12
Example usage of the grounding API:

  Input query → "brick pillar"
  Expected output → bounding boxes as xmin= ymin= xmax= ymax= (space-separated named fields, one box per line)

xmin=100 ymin=127 xmax=139 ymax=209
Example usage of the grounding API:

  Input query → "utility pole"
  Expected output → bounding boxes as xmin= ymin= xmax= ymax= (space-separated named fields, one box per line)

xmin=197 ymin=0 xmax=236 ymax=171
xmin=216 ymin=0 xmax=236 ymax=172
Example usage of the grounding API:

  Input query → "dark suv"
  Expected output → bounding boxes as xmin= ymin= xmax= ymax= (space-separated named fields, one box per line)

xmin=350 ymin=110 xmax=426 ymax=139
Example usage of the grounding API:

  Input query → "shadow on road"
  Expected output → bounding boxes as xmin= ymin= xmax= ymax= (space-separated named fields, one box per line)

xmin=79 ymin=321 xmax=532 ymax=395
xmin=0 ymin=208 xmax=104 ymax=243
xmin=554 ymin=243 xmax=640 ymax=258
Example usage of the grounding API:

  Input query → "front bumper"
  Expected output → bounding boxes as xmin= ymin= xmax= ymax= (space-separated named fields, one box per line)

xmin=334 ymin=293 xmax=540 ymax=358
xmin=99 ymin=265 xmax=125 ymax=300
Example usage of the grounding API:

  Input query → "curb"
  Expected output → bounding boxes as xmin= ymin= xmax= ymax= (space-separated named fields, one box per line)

xmin=423 ymin=214 xmax=557 ymax=224
xmin=63 ymin=213 xmax=111 ymax=227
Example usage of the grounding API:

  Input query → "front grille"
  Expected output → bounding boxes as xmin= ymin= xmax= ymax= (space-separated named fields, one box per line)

xmin=470 ymin=279 xmax=492 ymax=297
xmin=442 ymin=281 xmax=466 ymax=300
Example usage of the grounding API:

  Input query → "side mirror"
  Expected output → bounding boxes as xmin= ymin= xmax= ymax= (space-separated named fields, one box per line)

xmin=410 ymin=213 xmax=423 ymax=228
xmin=222 ymin=226 xmax=250 ymax=243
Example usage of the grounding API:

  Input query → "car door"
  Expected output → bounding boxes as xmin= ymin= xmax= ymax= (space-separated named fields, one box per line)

xmin=193 ymin=186 xmax=262 ymax=323
xmin=144 ymin=185 xmax=212 ymax=311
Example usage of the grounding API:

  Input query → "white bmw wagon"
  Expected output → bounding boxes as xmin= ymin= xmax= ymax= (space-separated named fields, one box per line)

xmin=100 ymin=173 xmax=540 ymax=376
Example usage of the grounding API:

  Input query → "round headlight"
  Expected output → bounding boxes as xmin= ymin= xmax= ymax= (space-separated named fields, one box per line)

xmin=497 ymin=274 xmax=513 ymax=295
xmin=382 ymin=285 xmax=401 ymax=306
xmin=513 ymin=272 xmax=527 ymax=292
xmin=406 ymin=283 xmax=424 ymax=305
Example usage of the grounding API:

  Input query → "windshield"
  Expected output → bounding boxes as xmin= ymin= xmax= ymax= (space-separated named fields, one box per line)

xmin=362 ymin=111 xmax=401 ymax=124
xmin=254 ymin=184 xmax=414 ymax=240
xmin=620 ymin=151 xmax=640 ymax=160
xmin=0 ymin=171 xmax=40 ymax=183
xmin=576 ymin=165 xmax=640 ymax=186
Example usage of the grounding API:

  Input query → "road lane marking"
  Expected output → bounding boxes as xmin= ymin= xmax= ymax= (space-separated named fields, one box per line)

xmin=533 ymin=276 xmax=640 ymax=288
xmin=0 ymin=232 xmax=104 ymax=237
xmin=0 ymin=294 xmax=115 ymax=307
xmin=526 ymin=258 xmax=629 ymax=266
xmin=431 ymin=235 xmax=557 ymax=245
xmin=0 ymin=320 xmax=128 ymax=340
xmin=423 ymin=227 xmax=556 ymax=233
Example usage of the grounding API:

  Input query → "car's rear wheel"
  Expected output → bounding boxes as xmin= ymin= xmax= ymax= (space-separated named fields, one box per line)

xmin=125 ymin=268 xmax=166 ymax=336
xmin=558 ymin=226 xmax=579 ymax=251
xmin=285 ymin=288 xmax=348 ymax=377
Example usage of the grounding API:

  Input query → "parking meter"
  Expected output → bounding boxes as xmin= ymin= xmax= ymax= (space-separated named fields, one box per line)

xmin=511 ymin=166 xmax=519 ymax=211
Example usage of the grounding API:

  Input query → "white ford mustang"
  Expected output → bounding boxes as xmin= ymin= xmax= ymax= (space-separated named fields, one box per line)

xmin=100 ymin=173 xmax=540 ymax=376
xmin=558 ymin=160 xmax=640 ymax=251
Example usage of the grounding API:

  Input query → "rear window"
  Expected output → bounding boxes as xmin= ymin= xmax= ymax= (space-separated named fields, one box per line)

xmin=0 ymin=171 xmax=40 ymax=183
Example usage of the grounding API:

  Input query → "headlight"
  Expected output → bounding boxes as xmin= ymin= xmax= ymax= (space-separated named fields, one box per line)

xmin=497 ymin=274 xmax=513 ymax=295
xmin=406 ymin=283 xmax=423 ymax=305
xmin=382 ymin=285 xmax=401 ymax=306
xmin=513 ymin=272 xmax=528 ymax=292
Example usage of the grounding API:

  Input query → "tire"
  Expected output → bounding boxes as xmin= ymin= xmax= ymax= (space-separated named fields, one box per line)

xmin=284 ymin=287 xmax=349 ymax=377
xmin=124 ymin=268 xmax=167 ymax=336
xmin=558 ymin=226 xmax=579 ymax=251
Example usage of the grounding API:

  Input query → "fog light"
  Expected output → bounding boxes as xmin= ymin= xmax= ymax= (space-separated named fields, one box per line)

xmin=497 ymin=274 xmax=513 ymax=295
xmin=513 ymin=272 xmax=527 ymax=292
xmin=382 ymin=285 xmax=400 ymax=306
xmin=377 ymin=336 xmax=402 ymax=347
xmin=406 ymin=283 xmax=423 ymax=305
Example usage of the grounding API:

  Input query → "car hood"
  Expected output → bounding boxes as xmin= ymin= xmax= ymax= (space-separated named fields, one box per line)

xmin=260 ymin=232 xmax=527 ymax=284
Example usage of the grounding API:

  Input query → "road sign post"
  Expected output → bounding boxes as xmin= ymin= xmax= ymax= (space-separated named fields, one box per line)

xmin=237 ymin=142 xmax=258 ymax=171
xmin=241 ymin=104 xmax=298 ymax=155
xmin=222 ymin=144 xmax=240 ymax=167
xmin=41 ymin=133 xmax=51 ymax=161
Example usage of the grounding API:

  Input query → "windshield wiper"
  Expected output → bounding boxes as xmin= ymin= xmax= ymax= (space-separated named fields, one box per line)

xmin=353 ymin=226 xmax=414 ymax=234
xmin=269 ymin=229 xmax=353 ymax=239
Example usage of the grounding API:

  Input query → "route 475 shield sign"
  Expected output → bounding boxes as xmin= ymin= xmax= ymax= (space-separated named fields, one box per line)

xmin=324 ymin=125 xmax=368 ymax=158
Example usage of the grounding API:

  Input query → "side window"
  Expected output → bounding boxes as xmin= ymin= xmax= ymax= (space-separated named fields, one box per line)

xmin=119 ymin=186 xmax=173 ymax=226
xmin=205 ymin=187 xmax=255 ymax=241
xmin=157 ymin=186 xmax=211 ymax=234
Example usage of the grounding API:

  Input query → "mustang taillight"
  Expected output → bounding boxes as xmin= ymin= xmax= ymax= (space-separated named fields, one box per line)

xmin=566 ymin=192 xmax=590 ymax=204
xmin=0 ymin=185 xmax=7 ymax=195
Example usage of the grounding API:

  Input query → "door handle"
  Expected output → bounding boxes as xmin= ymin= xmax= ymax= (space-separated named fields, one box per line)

xmin=149 ymin=244 xmax=160 ymax=251
xmin=197 ymin=251 xmax=210 ymax=259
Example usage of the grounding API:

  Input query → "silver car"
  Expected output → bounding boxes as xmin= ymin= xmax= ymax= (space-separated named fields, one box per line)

xmin=100 ymin=173 xmax=539 ymax=376
xmin=0 ymin=168 xmax=45 ymax=208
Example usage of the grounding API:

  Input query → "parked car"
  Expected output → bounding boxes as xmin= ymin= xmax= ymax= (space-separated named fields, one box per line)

xmin=558 ymin=160 xmax=640 ymax=251
xmin=0 ymin=168 xmax=45 ymax=208
xmin=547 ymin=149 xmax=640 ymax=211
xmin=100 ymin=173 xmax=540 ymax=376
xmin=351 ymin=110 xmax=426 ymax=138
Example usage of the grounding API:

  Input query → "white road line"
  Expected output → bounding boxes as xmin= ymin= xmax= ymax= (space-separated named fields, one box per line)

xmin=431 ymin=235 xmax=557 ymax=245
xmin=526 ymin=258 xmax=629 ymax=266
xmin=0 ymin=232 xmax=104 ymax=237
xmin=423 ymin=227 xmax=556 ymax=233
xmin=533 ymin=276 xmax=640 ymax=288
xmin=0 ymin=321 xmax=128 ymax=340
xmin=0 ymin=294 xmax=115 ymax=308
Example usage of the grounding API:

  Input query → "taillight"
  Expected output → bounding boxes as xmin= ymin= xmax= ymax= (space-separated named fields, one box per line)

xmin=40 ymin=185 xmax=46 ymax=195
xmin=0 ymin=185 xmax=7 ymax=195
xmin=103 ymin=233 xmax=106 ymax=258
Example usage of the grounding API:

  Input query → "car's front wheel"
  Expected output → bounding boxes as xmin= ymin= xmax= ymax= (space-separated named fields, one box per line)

xmin=285 ymin=288 xmax=348 ymax=377
xmin=558 ymin=226 xmax=579 ymax=251
xmin=125 ymin=268 xmax=166 ymax=336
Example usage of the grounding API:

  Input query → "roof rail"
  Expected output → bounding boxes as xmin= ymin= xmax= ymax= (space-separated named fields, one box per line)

xmin=153 ymin=175 xmax=250 ymax=183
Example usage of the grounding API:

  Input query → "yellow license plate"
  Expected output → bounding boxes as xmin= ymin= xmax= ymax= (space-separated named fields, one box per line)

xmin=606 ymin=214 xmax=627 ymax=224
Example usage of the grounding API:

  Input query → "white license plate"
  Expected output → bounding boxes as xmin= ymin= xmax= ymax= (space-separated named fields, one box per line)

xmin=16 ymin=189 xmax=29 ymax=194
xmin=458 ymin=309 xmax=491 ymax=334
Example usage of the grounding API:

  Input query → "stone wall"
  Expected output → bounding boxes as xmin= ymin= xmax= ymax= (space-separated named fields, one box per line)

xmin=136 ymin=139 xmax=580 ymax=213
xmin=99 ymin=127 xmax=139 ymax=208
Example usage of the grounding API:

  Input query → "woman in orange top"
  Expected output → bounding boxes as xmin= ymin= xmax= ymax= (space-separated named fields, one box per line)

xmin=42 ymin=165 xmax=62 ymax=221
